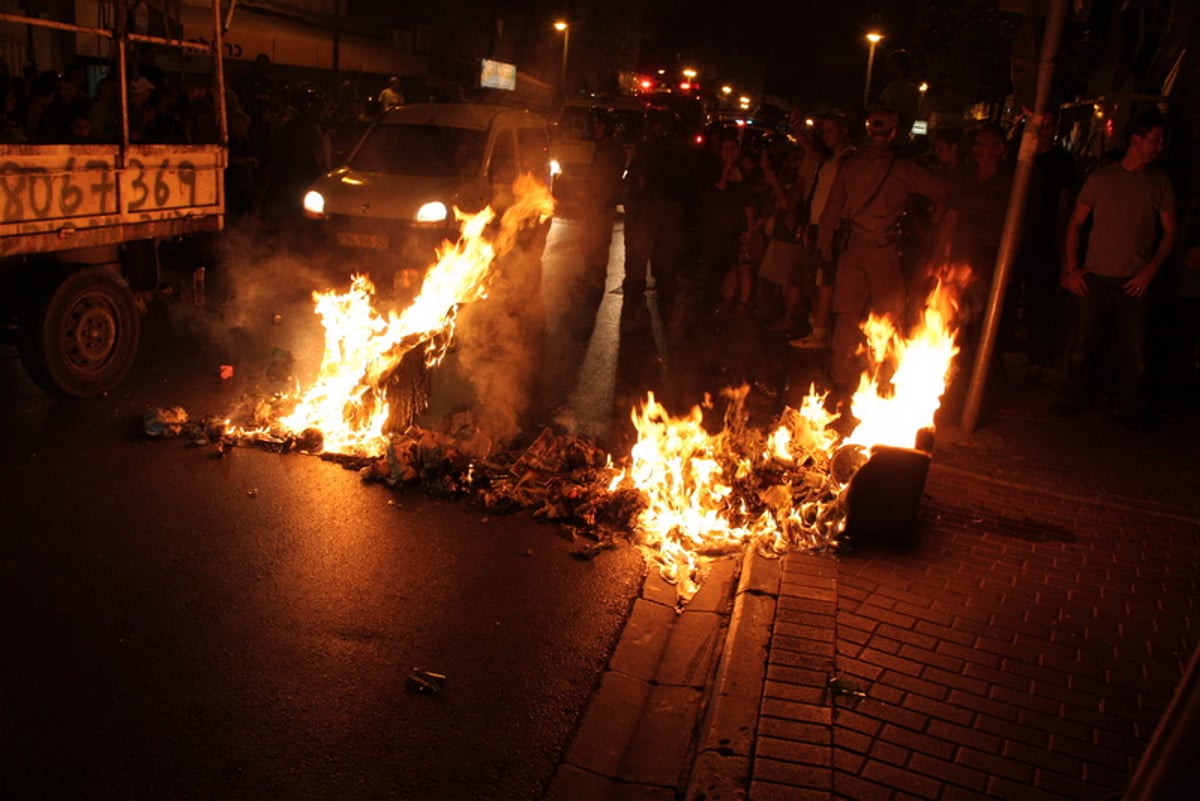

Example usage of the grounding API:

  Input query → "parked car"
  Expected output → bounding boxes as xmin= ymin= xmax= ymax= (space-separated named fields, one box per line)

xmin=302 ymin=102 xmax=553 ymax=287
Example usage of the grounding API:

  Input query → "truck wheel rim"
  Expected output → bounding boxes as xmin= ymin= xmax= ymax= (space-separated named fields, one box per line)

xmin=61 ymin=293 xmax=119 ymax=371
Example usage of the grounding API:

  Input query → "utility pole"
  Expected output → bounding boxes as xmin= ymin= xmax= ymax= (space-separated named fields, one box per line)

xmin=960 ymin=0 xmax=1069 ymax=431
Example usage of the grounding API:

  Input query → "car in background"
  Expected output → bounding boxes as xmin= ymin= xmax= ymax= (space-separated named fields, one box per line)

xmin=549 ymin=95 xmax=647 ymax=215
xmin=642 ymin=91 xmax=709 ymax=147
xmin=302 ymin=102 xmax=553 ymax=287
xmin=704 ymin=116 xmax=783 ymax=156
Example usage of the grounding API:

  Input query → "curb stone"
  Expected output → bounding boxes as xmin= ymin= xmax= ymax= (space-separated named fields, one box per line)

xmin=684 ymin=547 xmax=781 ymax=801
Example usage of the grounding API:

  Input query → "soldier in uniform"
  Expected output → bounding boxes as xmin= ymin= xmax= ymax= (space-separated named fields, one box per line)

xmin=818 ymin=106 xmax=948 ymax=399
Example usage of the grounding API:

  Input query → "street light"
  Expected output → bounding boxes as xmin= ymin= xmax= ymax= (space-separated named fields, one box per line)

xmin=554 ymin=21 xmax=569 ymax=98
xmin=917 ymin=81 xmax=929 ymax=117
xmin=863 ymin=31 xmax=883 ymax=108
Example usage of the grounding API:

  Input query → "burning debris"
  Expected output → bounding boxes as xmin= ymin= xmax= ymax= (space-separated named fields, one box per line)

xmin=143 ymin=406 xmax=189 ymax=437
xmin=145 ymin=175 xmax=969 ymax=604
xmin=407 ymin=668 xmax=447 ymax=695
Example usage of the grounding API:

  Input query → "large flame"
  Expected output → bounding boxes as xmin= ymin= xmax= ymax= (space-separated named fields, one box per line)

xmin=843 ymin=268 xmax=964 ymax=448
xmin=613 ymin=270 xmax=966 ymax=599
xmin=231 ymin=175 xmax=555 ymax=456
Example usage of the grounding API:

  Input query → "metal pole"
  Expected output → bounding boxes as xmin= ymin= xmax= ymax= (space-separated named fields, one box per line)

xmin=960 ymin=0 xmax=1069 ymax=432
xmin=1122 ymin=642 xmax=1200 ymax=800
xmin=211 ymin=0 xmax=227 ymax=149
xmin=331 ymin=0 xmax=343 ymax=92
xmin=560 ymin=27 xmax=569 ymax=98
xmin=863 ymin=40 xmax=877 ymax=108
xmin=116 ymin=0 xmax=129 ymax=158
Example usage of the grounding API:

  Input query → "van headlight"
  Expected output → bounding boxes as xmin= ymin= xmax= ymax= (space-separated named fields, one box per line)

xmin=549 ymin=159 xmax=562 ymax=177
xmin=416 ymin=201 xmax=448 ymax=223
xmin=302 ymin=190 xmax=326 ymax=218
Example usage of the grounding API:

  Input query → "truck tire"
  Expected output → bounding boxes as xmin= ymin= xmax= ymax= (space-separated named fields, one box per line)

xmin=18 ymin=267 xmax=141 ymax=397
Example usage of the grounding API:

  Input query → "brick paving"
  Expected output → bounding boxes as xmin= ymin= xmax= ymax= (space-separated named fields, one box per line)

xmin=745 ymin=378 xmax=1200 ymax=801
xmin=541 ymin=224 xmax=1200 ymax=799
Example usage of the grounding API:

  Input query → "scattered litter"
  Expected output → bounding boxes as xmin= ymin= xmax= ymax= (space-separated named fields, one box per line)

xmin=271 ymin=313 xmax=283 ymax=325
xmin=246 ymin=488 xmax=259 ymax=499
xmin=826 ymin=675 xmax=866 ymax=699
xmin=219 ymin=364 xmax=234 ymax=380
xmin=406 ymin=668 xmax=446 ymax=695
xmin=143 ymin=407 xmax=189 ymax=437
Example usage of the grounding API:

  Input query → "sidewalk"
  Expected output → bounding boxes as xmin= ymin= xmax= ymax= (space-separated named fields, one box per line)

xmin=691 ymin=373 xmax=1200 ymax=800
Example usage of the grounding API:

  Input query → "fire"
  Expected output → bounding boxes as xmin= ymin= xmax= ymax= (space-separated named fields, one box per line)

xmin=612 ymin=272 xmax=965 ymax=600
xmin=610 ymin=392 xmax=748 ymax=597
xmin=228 ymin=175 xmax=554 ymax=457
xmin=219 ymin=185 xmax=962 ymax=603
xmin=844 ymin=270 xmax=963 ymax=448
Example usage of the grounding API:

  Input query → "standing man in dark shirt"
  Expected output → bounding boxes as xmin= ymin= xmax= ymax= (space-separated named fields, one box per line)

xmin=1056 ymin=110 xmax=1177 ymax=427
xmin=575 ymin=106 xmax=627 ymax=322
xmin=622 ymin=106 xmax=695 ymax=310
xmin=819 ymin=106 xmax=948 ymax=398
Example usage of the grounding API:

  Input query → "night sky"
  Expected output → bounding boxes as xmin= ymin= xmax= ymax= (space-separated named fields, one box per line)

xmin=638 ymin=0 xmax=921 ymax=105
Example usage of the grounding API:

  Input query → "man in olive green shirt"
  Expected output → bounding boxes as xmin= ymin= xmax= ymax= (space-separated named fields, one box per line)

xmin=1057 ymin=111 xmax=1177 ymax=426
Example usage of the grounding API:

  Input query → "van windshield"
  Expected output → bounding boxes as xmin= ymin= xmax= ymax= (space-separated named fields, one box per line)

xmin=350 ymin=124 xmax=488 ymax=178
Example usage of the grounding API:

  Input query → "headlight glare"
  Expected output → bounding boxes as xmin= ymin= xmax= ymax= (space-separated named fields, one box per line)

xmin=302 ymin=190 xmax=326 ymax=218
xmin=416 ymin=201 xmax=448 ymax=223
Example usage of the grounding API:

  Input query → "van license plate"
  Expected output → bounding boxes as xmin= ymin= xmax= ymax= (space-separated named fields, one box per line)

xmin=337 ymin=232 xmax=389 ymax=250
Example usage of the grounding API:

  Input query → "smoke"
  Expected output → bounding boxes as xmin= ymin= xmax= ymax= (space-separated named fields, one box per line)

xmin=163 ymin=219 xmax=343 ymax=380
xmin=434 ymin=175 xmax=554 ymax=448
xmin=453 ymin=253 xmax=543 ymax=446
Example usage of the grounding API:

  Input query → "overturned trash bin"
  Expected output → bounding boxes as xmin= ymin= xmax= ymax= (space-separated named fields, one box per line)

xmin=839 ymin=428 xmax=933 ymax=548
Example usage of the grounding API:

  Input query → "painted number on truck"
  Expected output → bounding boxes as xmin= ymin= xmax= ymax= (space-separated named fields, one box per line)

xmin=0 ymin=156 xmax=205 ymax=223
xmin=126 ymin=158 xmax=198 ymax=211
xmin=0 ymin=158 xmax=118 ymax=221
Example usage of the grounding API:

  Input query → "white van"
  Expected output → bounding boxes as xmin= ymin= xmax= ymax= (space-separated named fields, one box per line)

xmin=302 ymin=103 xmax=553 ymax=276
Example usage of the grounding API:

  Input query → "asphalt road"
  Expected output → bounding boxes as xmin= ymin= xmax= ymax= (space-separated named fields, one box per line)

xmin=0 ymin=219 xmax=647 ymax=801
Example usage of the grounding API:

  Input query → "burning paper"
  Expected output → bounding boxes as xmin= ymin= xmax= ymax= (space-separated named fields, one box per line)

xmin=226 ymin=175 xmax=554 ymax=457
xmin=609 ymin=272 xmax=964 ymax=601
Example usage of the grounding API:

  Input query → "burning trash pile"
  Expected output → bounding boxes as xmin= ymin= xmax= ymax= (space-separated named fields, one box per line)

xmin=145 ymin=176 xmax=968 ymax=603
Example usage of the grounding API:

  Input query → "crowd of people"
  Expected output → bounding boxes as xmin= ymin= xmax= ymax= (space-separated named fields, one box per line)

xmin=574 ymin=59 xmax=1198 ymax=430
xmin=2 ymin=45 xmax=1195 ymax=428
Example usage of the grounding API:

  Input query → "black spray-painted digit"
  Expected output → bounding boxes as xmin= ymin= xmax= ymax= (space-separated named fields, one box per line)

xmin=27 ymin=169 xmax=53 ymax=218
xmin=60 ymin=157 xmax=83 ymax=214
xmin=86 ymin=160 xmax=116 ymax=213
xmin=153 ymin=159 xmax=170 ymax=206
xmin=0 ymin=162 xmax=25 ymax=219
xmin=128 ymin=158 xmax=148 ymax=210
xmin=177 ymin=161 xmax=196 ymax=206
